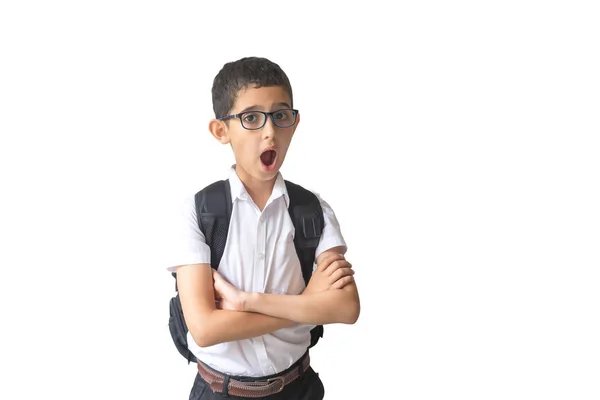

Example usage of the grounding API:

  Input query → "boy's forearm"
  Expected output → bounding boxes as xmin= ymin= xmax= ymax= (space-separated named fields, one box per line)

xmin=190 ymin=310 xmax=294 ymax=348
xmin=243 ymin=284 xmax=360 ymax=325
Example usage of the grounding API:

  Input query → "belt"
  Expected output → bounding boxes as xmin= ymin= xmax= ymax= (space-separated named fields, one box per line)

xmin=196 ymin=352 xmax=310 ymax=398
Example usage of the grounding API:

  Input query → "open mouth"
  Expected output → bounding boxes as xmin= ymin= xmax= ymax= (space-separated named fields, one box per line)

xmin=260 ymin=149 xmax=277 ymax=171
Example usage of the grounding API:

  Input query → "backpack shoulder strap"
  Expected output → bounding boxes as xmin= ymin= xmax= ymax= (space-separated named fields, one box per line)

xmin=284 ymin=180 xmax=324 ymax=286
xmin=168 ymin=180 xmax=232 ymax=365
xmin=285 ymin=180 xmax=325 ymax=348
xmin=194 ymin=179 xmax=232 ymax=270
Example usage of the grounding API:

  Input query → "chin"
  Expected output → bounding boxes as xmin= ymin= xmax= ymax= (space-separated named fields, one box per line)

xmin=257 ymin=168 xmax=280 ymax=181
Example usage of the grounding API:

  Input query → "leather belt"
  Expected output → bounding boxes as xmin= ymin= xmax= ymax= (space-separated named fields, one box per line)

xmin=196 ymin=352 xmax=310 ymax=398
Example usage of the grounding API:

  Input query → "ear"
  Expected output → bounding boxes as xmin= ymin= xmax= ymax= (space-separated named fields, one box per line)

xmin=209 ymin=119 xmax=230 ymax=144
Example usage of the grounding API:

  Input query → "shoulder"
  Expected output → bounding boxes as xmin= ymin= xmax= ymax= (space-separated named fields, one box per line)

xmin=285 ymin=180 xmax=332 ymax=208
xmin=187 ymin=179 xmax=230 ymax=211
xmin=178 ymin=180 xmax=222 ymax=218
xmin=176 ymin=192 xmax=198 ymax=224
xmin=284 ymin=180 xmax=325 ymax=204
xmin=284 ymin=181 xmax=339 ymax=226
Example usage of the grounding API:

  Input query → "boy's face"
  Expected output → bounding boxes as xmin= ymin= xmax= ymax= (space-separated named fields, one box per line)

xmin=210 ymin=85 xmax=299 ymax=184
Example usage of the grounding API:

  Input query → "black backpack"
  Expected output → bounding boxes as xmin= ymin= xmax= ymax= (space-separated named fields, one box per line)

xmin=168 ymin=179 xmax=325 ymax=363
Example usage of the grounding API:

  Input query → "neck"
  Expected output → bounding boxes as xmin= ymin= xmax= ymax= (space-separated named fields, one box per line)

xmin=235 ymin=165 xmax=277 ymax=210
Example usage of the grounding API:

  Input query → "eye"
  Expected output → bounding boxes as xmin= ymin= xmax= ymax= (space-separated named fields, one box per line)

xmin=243 ymin=112 xmax=260 ymax=123
xmin=274 ymin=110 xmax=290 ymax=120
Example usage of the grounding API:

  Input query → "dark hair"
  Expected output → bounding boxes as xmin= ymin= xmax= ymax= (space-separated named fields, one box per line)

xmin=211 ymin=57 xmax=293 ymax=118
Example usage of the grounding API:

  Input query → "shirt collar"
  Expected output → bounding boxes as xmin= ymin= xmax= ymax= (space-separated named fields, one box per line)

xmin=227 ymin=165 xmax=290 ymax=208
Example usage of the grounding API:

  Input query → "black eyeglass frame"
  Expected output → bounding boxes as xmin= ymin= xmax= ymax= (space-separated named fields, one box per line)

xmin=217 ymin=108 xmax=299 ymax=130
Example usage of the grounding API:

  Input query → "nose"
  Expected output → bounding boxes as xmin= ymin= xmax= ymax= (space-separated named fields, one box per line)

xmin=261 ymin=116 xmax=277 ymax=139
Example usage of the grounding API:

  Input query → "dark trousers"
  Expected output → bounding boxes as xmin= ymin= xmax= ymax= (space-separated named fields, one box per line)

xmin=189 ymin=366 xmax=325 ymax=400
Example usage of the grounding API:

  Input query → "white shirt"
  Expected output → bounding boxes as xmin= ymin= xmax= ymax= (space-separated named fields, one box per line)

xmin=166 ymin=166 xmax=346 ymax=376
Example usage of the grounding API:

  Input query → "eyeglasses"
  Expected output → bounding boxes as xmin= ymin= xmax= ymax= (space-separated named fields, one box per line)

xmin=217 ymin=108 xmax=299 ymax=130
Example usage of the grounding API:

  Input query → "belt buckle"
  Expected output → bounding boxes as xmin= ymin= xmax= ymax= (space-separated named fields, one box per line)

xmin=266 ymin=376 xmax=285 ymax=393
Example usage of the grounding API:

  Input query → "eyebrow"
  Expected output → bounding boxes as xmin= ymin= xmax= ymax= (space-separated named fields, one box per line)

xmin=238 ymin=102 xmax=292 ymax=114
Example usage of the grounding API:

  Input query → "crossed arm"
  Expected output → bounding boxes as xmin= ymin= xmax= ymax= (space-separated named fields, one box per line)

xmin=176 ymin=247 xmax=360 ymax=348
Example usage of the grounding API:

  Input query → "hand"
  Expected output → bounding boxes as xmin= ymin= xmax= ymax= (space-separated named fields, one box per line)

xmin=212 ymin=270 xmax=246 ymax=311
xmin=303 ymin=253 xmax=354 ymax=295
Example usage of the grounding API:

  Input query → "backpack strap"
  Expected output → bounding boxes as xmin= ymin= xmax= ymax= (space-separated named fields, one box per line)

xmin=168 ymin=180 xmax=232 ymax=364
xmin=285 ymin=180 xmax=324 ymax=284
xmin=285 ymin=180 xmax=325 ymax=348
xmin=171 ymin=180 xmax=232 ymax=289
xmin=194 ymin=179 xmax=232 ymax=270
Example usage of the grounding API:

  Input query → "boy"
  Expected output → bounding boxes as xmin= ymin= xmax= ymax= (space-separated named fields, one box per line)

xmin=167 ymin=57 xmax=360 ymax=399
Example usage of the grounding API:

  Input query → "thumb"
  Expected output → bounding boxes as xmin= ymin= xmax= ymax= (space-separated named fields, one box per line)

xmin=212 ymin=269 xmax=224 ymax=281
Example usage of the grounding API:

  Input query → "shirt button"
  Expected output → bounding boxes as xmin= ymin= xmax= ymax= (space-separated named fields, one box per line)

xmin=260 ymin=216 xmax=265 ymax=223
xmin=258 ymin=253 xmax=265 ymax=260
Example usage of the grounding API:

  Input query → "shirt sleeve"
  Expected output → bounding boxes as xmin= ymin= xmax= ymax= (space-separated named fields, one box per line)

xmin=313 ymin=192 xmax=347 ymax=260
xmin=165 ymin=194 xmax=211 ymax=273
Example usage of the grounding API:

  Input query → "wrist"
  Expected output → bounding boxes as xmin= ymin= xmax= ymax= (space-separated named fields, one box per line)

xmin=242 ymin=291 xmax=259 ymax=312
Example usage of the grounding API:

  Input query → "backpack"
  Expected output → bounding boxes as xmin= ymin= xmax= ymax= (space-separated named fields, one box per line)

xmin=168 ymin=179 xmax=325 ymax=364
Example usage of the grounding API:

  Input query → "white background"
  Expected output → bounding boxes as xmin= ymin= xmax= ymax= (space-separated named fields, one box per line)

xmin=1 ymin=1 xmax=599 ymax=399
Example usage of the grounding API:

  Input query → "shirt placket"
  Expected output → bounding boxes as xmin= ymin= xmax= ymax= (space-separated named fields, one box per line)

xmin=253 ymin=208 xmax=273 ymax=374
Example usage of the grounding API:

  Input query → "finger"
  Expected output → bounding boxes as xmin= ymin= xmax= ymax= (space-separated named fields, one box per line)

xmin=212 ymin=270 xmax=227 ymax=285
xmin=317 ymin=253 xmax=345 ymax=272
xmin=316 ymin=256 xmax=334 ymax=272
xmin=323 ymin=260 xmax=346 ymax=275
xmin=323 ymin=260 xmax=352 ymax=275
xmin=329 ymin=267 xmax=354 ymax=282
xmin=331 ymin=275 xmax=354 ymax=290
xmin=329 ymin=266 xmax=355 ymax=283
